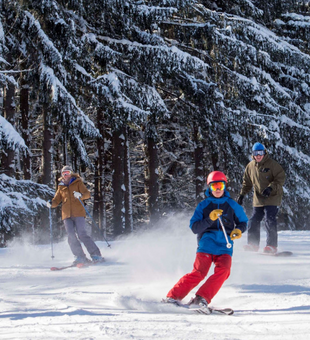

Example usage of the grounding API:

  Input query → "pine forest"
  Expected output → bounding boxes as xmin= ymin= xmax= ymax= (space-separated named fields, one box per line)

xmin=1 ymin=0 xmax=310 ymax=245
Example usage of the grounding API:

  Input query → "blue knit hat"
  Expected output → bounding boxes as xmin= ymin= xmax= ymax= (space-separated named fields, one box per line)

xmin=252 ymin=142 xmax=265 ymax=151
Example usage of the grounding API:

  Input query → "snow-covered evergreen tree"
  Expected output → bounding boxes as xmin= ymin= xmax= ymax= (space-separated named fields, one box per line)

xmin=2 ymin=0 xmax=310 ymax=243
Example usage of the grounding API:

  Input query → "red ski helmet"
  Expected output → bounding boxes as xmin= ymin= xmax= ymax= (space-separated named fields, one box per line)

xmin=207 ymin=171 xmax=227 ymax=185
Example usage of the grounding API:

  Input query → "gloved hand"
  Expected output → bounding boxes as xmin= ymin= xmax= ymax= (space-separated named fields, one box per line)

xmin=230 ymin=229 xmax=242 ymax=240
xmin=73 ymin=191 xmax=82 ymax=199
xmin=209 ymin=209 xmax=223 ymax=221
xmin=237 ymin=195 xmax=244 ymax=205
xmin=46 ymin=201 xmax=52 ymax=208
xmin=262 ymin=187 xmax=272 ymax=198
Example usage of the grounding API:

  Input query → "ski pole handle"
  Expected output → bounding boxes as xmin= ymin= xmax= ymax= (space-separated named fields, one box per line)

xmin=218 ymin=215 xmax=232 ymax=249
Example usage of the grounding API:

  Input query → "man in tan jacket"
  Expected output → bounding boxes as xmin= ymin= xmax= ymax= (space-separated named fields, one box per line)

xmin=237 ymin=143 xmax=285 ymax=254
xmin=47 ymin=166 xmax=104 ymax=265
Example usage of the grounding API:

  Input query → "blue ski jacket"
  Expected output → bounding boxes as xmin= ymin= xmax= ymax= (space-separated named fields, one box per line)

xmin=190 ymin=189 xmax=248 ymax=256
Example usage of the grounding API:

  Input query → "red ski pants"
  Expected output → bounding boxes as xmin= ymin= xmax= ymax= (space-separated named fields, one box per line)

xmin=167 ymin=252 xmax=231 ymax=303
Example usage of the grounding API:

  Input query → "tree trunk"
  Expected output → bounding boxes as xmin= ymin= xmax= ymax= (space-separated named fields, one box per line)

xmin=93 ymin=109 xmax=102 ymax=240
xmin=2 ymin=66 xmax=16 ymax=177
xmin=42 ymin=101 xmax=53 ymax=186
xmin=93 ymin=107 xmax=109 ymax=239
xmin=112 ymin=127 xmax=125 ymax=237
xmin=101 ymin=125 xmax=111 ymax=240
xmin=98 ymin=131 xmax=106 ymax=239
xmin=124 ymin=126 xmax=133 ymax=233
xmin=193 ymin=122 xmax=204 ymax=204
xmin=20 ymin=77 xmax=31 ymax=180
xmin=93 ymin=156 xmax=101 ymax=240
xmin=145 ymin=121 xmax=159 ymax=225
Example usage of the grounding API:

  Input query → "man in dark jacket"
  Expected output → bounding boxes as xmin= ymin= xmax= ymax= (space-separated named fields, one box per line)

xmin=237 ymin=143 xmax=285 ymax=254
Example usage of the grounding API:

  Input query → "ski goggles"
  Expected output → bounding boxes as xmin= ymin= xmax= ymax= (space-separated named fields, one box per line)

xmin=209 ymin=181 xmax=226 ymax=191
xmin=253 ymin=150 xmax=265 ymax=156
xmin=62 ymin=170 xmax=72 ymax=176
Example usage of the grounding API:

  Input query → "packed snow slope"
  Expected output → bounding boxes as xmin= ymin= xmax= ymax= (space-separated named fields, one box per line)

xmin=1 ymin=214 xmax=310 ymax=340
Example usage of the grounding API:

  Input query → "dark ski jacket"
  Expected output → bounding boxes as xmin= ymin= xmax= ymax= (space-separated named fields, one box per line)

xmin=240 ymin=152 xmax=285 ymax=207
xmin=190 ymin=189 xmax=248 ymax=256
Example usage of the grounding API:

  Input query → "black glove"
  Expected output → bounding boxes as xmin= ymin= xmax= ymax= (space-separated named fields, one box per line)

xmin=262 ymin=187 xmax=272 ymax=198
xmin=237 ymin=195 xmax=244 ymax=205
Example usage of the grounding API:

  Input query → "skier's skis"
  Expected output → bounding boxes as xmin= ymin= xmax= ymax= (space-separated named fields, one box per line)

xmin=76 ymin=258 xmax=106 ymax=268
xmin=76 ymin=262 xmax=91 ymax=268
xmin=260 ymin=251 xmax=293 ymax=257
xmin=50 ymin=263 xmax=92 ymax=271
xmin=50 ymin=259 xmax=105 ymax=271
xmin=50 ymin=264 xmax=76 ymax=271
xmin=189 ymin=306 xmax=234 ymax=315
xmin=161 ymin=299 xmax=233 ymax=315
xmin=209 ymin=307 xmax=234 ymax=315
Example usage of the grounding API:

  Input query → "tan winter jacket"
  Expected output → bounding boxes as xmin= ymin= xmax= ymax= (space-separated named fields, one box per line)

xmin=51 ymin=174 xmax=90 ymax=220
xmin=240 ymin=153 xmax=285 ymax=207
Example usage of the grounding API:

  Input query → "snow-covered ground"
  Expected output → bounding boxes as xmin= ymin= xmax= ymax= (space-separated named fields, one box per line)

xmin=1 ymin=214 xmax=310 ymax=340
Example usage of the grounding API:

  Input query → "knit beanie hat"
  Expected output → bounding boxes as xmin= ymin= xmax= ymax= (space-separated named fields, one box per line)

xmin=252 ymin=142 xmax=265 ymax=151
xmin=61 ymin=165 xmax=73 ymax=173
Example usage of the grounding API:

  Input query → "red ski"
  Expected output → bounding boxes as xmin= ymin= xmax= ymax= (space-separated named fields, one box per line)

xmin=50 ymin=264 xmax=76 ymax=271
xmin=50 ymin=259 xmax=105 ymax=271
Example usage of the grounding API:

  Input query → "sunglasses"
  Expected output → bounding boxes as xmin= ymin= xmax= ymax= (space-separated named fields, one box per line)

xmin=62 ymin=170 xmax=72 ymax=176
xmin=253 ymin=150 xmax=265 ymax=156
xmin=210 ymin=181 xmax=226 ymax=191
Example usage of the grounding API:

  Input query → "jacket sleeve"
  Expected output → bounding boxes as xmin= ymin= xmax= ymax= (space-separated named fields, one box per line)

xmin=232 ymin=202 xmax=248 ymax=233
xmin=189 ymin=202 xmax=213 ymax=235
xmin=51 ymin=188 xmax=62 ymax=208
xmin=269 ymin=162 xmax=285 ymax=193
xmin=240 ymin=163 xmax=253 ymax=196
xmin=227 ymin=199 xmax=248 ymax=233
xmin=79 ymin=181 xmax=91 ymax=200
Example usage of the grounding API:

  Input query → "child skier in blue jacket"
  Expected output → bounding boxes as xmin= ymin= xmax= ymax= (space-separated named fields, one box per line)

xmin=165 ymin=171 xmax=248 ymax=313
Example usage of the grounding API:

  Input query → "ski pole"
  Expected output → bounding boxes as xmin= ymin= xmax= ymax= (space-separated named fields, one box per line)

xmin=218 ymin=215 xmax=232 ymax=249
xmin=78 ymin=197 xmax=111 ymax=248
xmin=48 ymin=203 xmax=55 ymax=259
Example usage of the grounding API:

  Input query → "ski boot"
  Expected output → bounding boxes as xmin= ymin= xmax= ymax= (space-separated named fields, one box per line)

xmin=263 ymin=246 xmax=277 ymax=254
xmin=188 ymin=295 xmax=211 ymax=314
xmin=91 ymin=255 xmax=105 ymax=264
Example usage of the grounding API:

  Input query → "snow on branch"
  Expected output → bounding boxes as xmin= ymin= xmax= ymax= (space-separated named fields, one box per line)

xmin=24 ymin=11 xmax=62 ymax=65
xmin=0 ymin=174 xmax=54 ymax=232
xmin=98 ymin=36 xmax=209 ymax=75
xmin=39 ymin=62 xmax=99 ymax=137
xmin=213 ymin=12 xmax=310 ymax=70
xmin=0 ymin=116 xmax=27 ymax=151
xmin=81 ymin=33 xmax=120 ymax=60
xmin=141 ymin=0 xmax=194 ymax=7
xmin=39 ymin=62 xmax=99 ymax=165
xmin=91 ymin=72 xmax=151 ymax=120
xmin=91 ymin=71 xmax=168 ymax=121
xmin=132 ymin=25 xmax=166 ymax=46
xmin=133 ymin=5 xmax=177 ymax=22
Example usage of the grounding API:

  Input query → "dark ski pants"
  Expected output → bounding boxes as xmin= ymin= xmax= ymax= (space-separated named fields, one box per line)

xmin=167 ymin=252 xmax=231 ymax=304
xmin=248 ymin=206 xmax=279 ymax=248
xmin=64 ymin=217 xmax=101 ymax=258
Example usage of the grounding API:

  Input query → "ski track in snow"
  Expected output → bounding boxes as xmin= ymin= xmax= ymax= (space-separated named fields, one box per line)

xmin=0 ymin=217 xmax=310 ymax=340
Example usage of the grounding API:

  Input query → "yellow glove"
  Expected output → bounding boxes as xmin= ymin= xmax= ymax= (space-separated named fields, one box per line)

xmin=209 ymin=209 xmax=223 ymax=221
xmin=230 ymin=229 xmax=242 ymax=240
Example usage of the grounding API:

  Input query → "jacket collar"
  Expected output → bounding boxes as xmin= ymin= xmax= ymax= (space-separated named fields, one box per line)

xmin=59 ymin=176 xmax=77 ymax=186
xmin=254 ymin=152 xmax=270 ymax=168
